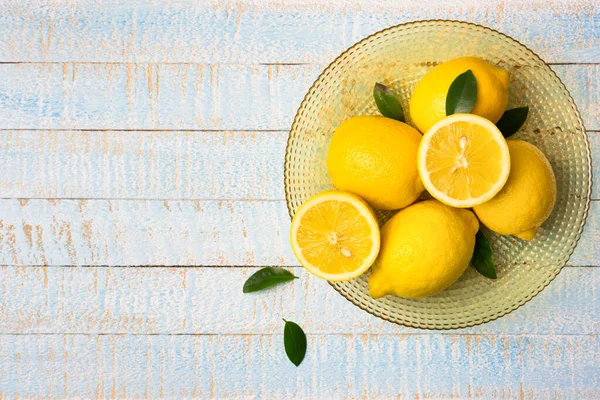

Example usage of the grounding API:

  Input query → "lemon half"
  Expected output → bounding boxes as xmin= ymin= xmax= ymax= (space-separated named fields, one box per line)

xmin=290 ymin=191 xmax=380 ymax=281
xmin=417 ymin=114 xmax=511 ymax=208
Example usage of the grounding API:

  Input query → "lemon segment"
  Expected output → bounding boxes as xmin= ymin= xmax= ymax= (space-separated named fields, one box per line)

xmin=290 ymin=191 xmax=380 ymax=281
xmin=417 ymin=114 xmax=511 ymax=208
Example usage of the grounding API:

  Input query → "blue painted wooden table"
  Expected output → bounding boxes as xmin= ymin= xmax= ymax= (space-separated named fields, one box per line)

xmin=0 ymin=1 xmax=598 ymax=398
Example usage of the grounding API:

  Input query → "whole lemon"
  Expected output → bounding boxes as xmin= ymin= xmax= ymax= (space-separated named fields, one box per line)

xmin=473 ymin=140 xmax=557 ymax=240
xmin=327 ymin=116 xmax=424 ymax=210
xmin=369 ymin=200 xmax=479 ymax=298
xmin=409 ymin=57 xmax=510 ymax=133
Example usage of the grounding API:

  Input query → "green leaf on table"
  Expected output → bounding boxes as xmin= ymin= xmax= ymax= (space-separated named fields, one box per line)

xmin=242 ymin=267 xmax=298 ymax=293
xmin=496 ymin=106 xmax=529 ymax=138
xmin=373 ymin=82 xmax=405 ymax=122
xmin=446 ymin=70 xmax=478 ymax=116
xmin=471 ymin=230 xmax=497 ymax=279
xmin=283 ymin=319 xmax=307 ymax=367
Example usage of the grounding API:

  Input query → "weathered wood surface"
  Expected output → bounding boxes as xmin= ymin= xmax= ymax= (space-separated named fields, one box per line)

xmin=0 ymin=199 xmax=597 ymax=266
xmin=0 ymin=0 xmax=598 ymax=64
xmin=0 ymin=63 xmax=317 ymax=130
xmin=0 ymin=0 xmax=599 ymax=397
xmin=0 ymin=130 xmax=287 ymax=200
xmin=0 ymin=266 xmax=597 ymax=335
xmin=0 ymin=129 xmax=598 ymax=200
xmin=0 ymin=334 xmax=598 ymax=399
xmin=0 ymin=64 xmax=597 ymax=130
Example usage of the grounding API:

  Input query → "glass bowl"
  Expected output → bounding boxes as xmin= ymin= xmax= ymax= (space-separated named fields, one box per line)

xmin=284 ymin=20 xmax=592 ymax=329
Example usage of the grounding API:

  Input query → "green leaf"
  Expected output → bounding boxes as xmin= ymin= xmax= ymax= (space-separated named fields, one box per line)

xmin=373 ymin=82 xmax=405 ymax=122
xmin=496 ymin=106 xmax=529 ymax=138
xmin=242 ymin=267 xmax=298 ymax=293
xmin=283 ymin=319 xmax=307 ymax=367
xmin=446 ymin=69 xmax=478 ymax=116
xmin=471 ymin=230 xmax=497 ymax=279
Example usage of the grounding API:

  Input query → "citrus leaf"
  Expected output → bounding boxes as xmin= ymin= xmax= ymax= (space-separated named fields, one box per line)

xmin=283 ymin=319 xmax=307 ymax=367
xmin=373 ymin=82 xmax=405 ymax=122
xmin=496 ymin=106 xmax=529 ymax=138
xmin=242 ymin=267 xmax=298 ymax=293
xmin=471 ymin=230 xmax=497 ymax=279
xmin=446 ymin=70 xmax=478 ymax=116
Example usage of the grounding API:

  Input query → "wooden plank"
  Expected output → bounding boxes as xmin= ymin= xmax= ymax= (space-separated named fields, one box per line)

xmin=0 ymin=129 xmax=598 ymax=200
xmin=0 ymin=266 xmax=597 ymax=335
xmin=0 ymin=199 xmax=293 ymax=266
xmin=0 ymin=199 xmax=596 ymax=266
xmin=0 ymin=130 xmax=286 ymax=200
xmin=0 ymin=63 xmax=319 ymax=130
xmin=0 ymin=334 xmax=597 ymax=398
xmin=0 ymin=1 xmax=598 ymax=64
xmin=0 ymin=63 xmax=596 ymax=130
xmin=556 ymin=64 xmax=600 ymax=132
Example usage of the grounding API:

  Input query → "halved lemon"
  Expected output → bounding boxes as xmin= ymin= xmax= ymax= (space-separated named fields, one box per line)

xmin=290 ymin=191 xmax=380 ymax=281
xmin=417 ymin=114 xmax=511 ymax=208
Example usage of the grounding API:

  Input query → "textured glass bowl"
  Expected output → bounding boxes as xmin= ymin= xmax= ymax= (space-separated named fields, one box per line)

xmin=284 ymin=20 xmax=592 ymax=329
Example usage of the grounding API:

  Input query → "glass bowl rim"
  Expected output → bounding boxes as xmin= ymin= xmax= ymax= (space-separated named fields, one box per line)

xmin=283 ymin=19 xmax=593 ymax=329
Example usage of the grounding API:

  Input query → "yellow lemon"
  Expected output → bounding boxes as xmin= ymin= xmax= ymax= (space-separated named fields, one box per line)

xmin=327 ymin=116 xmax=424 ymax=210
xmin=290 ymin=191 xmax=380 ymax=281
xmin=369 ymin=200 xmax=479 ymax=298
xmin=473 ymin=140 xmax=557 ymax=240
xmin=417 ymin=114 xmax=511 ymax=208
xmin=410 ymin=57 xmax=510 ymax=133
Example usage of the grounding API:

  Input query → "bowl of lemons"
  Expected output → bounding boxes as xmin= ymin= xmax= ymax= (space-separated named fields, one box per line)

xmin=284 ymin=20 xmax=591 ymax=329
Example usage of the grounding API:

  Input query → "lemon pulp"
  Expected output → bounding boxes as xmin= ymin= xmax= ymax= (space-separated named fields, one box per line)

xmin=417 ymin=114 xmax=511 ymax=208
xmin=290 ymin=191 xmax=380 ymax=281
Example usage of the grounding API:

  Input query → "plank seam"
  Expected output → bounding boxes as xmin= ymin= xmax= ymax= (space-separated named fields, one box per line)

xmin=0 ymin=129 xmax=289 ymax=133
xmin=0 ymin=333 xmax=595 ymax=337
xmin=0 ymin=198 xmax=286 ymax=202
xmin=3 ymin=198 xmax=600 ymax=202
xmin=0 ymin=264 xmax=595 ymax=268
xmin=0 ymin=129 xmax=597 ymax=133
xmin=0 ymin=61 xmax=596 ymax=66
